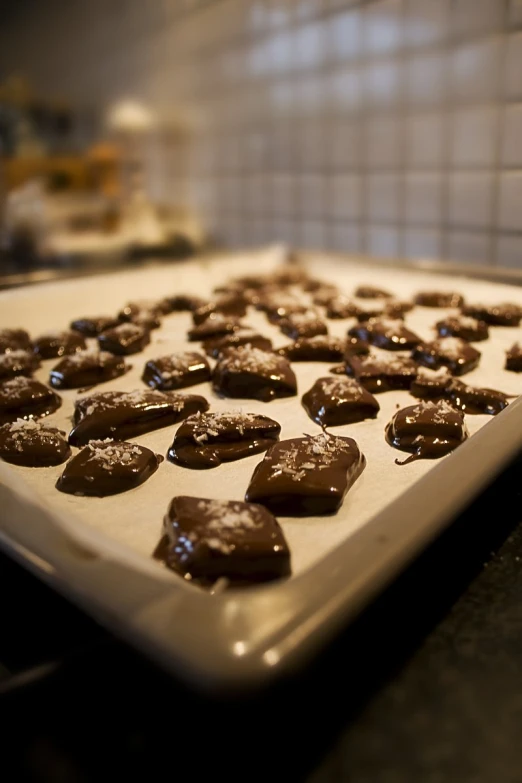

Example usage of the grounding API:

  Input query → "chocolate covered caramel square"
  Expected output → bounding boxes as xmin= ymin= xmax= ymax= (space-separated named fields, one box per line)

xmin=412 ymin=337 xmax=480 ymax=376
xmin=506 ymin=342 xmax=522 ymax=373
xmin=349 ymin=317 xmax=421 ymax=351
xmin=278 ymin=335 xmax=345 ymax=362
xmin=159 ymin=496 xmax=291 ymax=585
xmin=212 ymin=347 xmax=297 ymax=402
xmin=0 ymin=329 xmax=31 ymax=354
xmin=57 ymin=440 xmax=162 ymax=496
xmin=278 ymin=309 xmax=328 ymax=340
xmin=0 ymin=376 xmax=61 ymax=424
xmin=344 ymin=352 xmax=417 ymax=393
xmin=461 ymin=302 xmax=522 ymax=327
xmin=70 ymin=316 xmax=120 ymax=336
xmin=385 ymin=400 xmax=468 ymax=464
xmin=98 ymin=323 xmax=150 ymax=356
xmin=435 ymin=315 xmax=489 ymax=343
xmin=168 ymin=410 xmax=281 ymax=468
xmin=142 ymin=351 xmax=211 ymax=390
xmin=69 ymin=389 xmax=209 ymax=446
xmin=302 ymin=376 xmax=379 ymax=427
xmin=203 ymin=331 xmax=273 ymax=359
xmin=245 ymin=433 xmax=366 ymax=516
xmin=33 ymin=330 xmax=87 ymax=359
xmin=0 ymin=350 xmax=40 ymax=381
xmin=0 ymin=419 xmax=70 ymax=466
xmin=49 ymin=349 xmax=127 ymax=389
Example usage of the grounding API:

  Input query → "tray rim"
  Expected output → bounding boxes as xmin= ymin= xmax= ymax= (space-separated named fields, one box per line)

xmin=0 ymin=251 xmax=521 ymax=692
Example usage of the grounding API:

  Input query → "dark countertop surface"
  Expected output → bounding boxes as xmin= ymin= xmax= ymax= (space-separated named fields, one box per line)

xmin=1 ymin=450 xmax=521 ymax=782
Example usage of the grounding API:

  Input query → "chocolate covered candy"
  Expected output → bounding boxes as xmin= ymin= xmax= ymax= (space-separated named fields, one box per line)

xmin=168 ymin=411 xmax=281 ymax=468
xmin=33 ymin=330 xmax=87 ymax=359
xmin=344 ymin=336 xmax=370 ymax=357
xmin=167 ymin=294 xmax=207 ymax=312
xmin=312 ymin=285 xmax=340 ymax=306
xmin=142 ymin=351 xmax=211 ymax=390
xmin=447 ymin=380 xmax=512 ymax=415
xmin=278 ymin=310 xmax=328 ymax=340
xmin=435 ymin=315 xmax=489 ymax=342
xmin=385 ymin=400 xmax=468 ymax=464
xmin=0 ymin=376 xmax=62 ymax=424
xmin=158 ymin=496 xmax=291 ymax=585
xmin=354 ymin=285 xmax=392 ymax=299
xmin=97 ymin=323 xmax=150 ymax=356
xmin=415 ymin=291 xmax=465 ymax=308
xmin=412 ymin=337 xmax=480 ymax=376
xmin=0 ymin=419 xmax=70 ymax=466
xmin=69 ymin=389 xmax=209 ymax=446
xmin=349 ymin=318 xmax=421 ymax=351
xmin=506 ymin=342 xmax=522 ymax=372
xmin=0 ymin=350 xmax=40 ymax=381
xmin=212 ymin=347 xmax=297 ymax=402
xmin=203 ymin=331 xmax=273 ymax=359
xmin=187 ymin=313 xmax=242 ymax=342
xmin=325 ymin=296 xmax=360 ymax=320
xmin=118 ymin=299 xmax=170 ymax=322
xmin=192 ymin=295 xmax=247 ymax=325
xmin=278 ymin=335 xmax=345 ymax=362
xmin=0 ymin=329 xmax=31 ymax=354
xmin=57 ymin=440 xmax=162 ymax=496
xmin=410 ymin=367 xmax=452 ymax=400
xmin=49 ymin=349 xmax=127 ymax=389
xmin=343 ymin=352 xmax=418 ymax=393
xmin=256 ymin=293 xmax=307 ymax=322
xmin=302 ymin=376 xmax=379 ymax=427
xmin=245 ymin=432 xmax=366 ymax=516
xmin=461 ymin=302 xmax=522 ymax=327
xmin=70 ymin=316 xmax=119 ymax=336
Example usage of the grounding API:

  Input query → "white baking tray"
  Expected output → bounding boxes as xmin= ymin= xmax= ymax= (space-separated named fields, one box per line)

xmin=0 ymin=247 xmax=521 ymax=690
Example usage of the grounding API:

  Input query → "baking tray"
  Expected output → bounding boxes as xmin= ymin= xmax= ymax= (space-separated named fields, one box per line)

xmin=0 ymin=247 xmax=521 ymax=691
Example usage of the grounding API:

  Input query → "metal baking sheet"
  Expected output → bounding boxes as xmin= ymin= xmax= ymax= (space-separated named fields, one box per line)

xmin=0 ymin=247 xmax=520 ymax=690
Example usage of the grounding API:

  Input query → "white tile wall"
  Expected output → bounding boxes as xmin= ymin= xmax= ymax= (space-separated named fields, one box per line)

xmin=1 ymin=0 xmax=522 ymax=266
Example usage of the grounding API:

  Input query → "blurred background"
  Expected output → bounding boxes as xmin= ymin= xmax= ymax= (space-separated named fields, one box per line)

xmin=0 ymin=0 xmax=521 ymax=278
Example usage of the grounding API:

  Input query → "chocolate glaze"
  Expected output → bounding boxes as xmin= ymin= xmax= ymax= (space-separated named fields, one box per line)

xmin=49 ymin=349 xmax=127 ymax=389
xmin=69 ymin=389 xmax=209 ymax=446
xmin=212 ymin=347 xmax=297 ymax=402
xmin=0 ymin=376 xmax=62 ymax=424
xmin=0 ymin=419 xmax=71 ymax=466
xmin=343 ymin=352 xmax=418 ymax=393
xmin=33 ymin=330 xmax=87 ymax=359
xmin=349 ymin=318 xmax=421 ymax=351
xmin=70 ymin=316 xmax=120 ymax=336
xmin=326 ymin=296 xmax=361 ymax=319
xmin=435 ymin=315 xmax=489 ymax=342
xmin=57 ymin=440 xmax=162 ymax=496
xmin=192 ymin=295 xmax=247 ymax=325
xmin=187 ymin=313 xmax=242 ymax=342
xmin=302 ymin=376 xmax=380 ymax=427
xmin=412 ymin=337 xmax=481 ymax=376
xmin=447 ymin=379 xmax=512 ymax=415
xmin=506 ymin=342 xmax=522 ymax=372
xmin=245 ymin=432 xmax=366 ymax=516
xmin=0 ymin=350 xmax=40 ymax=381
xmin=203 ymin=331 xmax=273 ymax=359
xmin=278 ymin=310 xmax=328 ymax=340
xmin=167 ymin=294 xmax=207 ymax=312
xmin=461 ymin=302 xmax=522 ymax=327
xmin=168 ymin=411 xmax=281 ymax=469
xmin=142 ymin=351 xmax=211 ymax=390
xmin=415 ymin=291 xmax=465 ymax=308
xmin=0 ymin=329 xmax=32 ymax=354
xmin=98 ymin=323 xmax=150 ymax=356
xmin=410 ymin=367 xmax=452 ymax=400
xmin=159 ymin=496 xmax=291 ymax=586
xmin=256 ymin=293 xmax=308 ymax=323
xmin=354 ymin=285 xmax=392 ymax=299
xmin=385 ymin=400 xmax=468 ymax=464
xmin=278 ymin=335 xmax=345 ymax=362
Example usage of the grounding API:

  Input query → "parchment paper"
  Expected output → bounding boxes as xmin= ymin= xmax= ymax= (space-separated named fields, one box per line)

xmin=0 ymin=247 xmax=520 ymax=577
